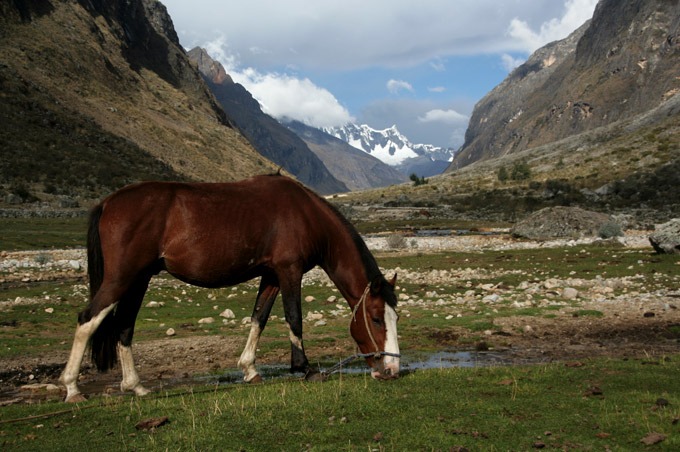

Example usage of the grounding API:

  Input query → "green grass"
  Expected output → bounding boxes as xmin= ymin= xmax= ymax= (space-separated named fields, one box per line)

xmin=1 ymin=356 xmax=678 ymax=450
xmin=0 ymin=217 xmax=87 ymax=251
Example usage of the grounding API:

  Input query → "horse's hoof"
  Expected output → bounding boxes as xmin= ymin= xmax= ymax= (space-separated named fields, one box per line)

xmin=65 ymin=393 xmax=87 ymax=403
xmin=248 ymin=374 xmax=263 ymax=384
xmin=305 ymin=371 xmax=328 ymax=382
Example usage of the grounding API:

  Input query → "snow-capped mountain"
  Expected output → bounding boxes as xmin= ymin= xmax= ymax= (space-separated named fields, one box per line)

xmin=323 ymin=123 xmax=455 ymax=177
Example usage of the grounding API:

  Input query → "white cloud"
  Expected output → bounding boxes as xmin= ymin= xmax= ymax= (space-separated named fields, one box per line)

xmin=428 ymin=86 xmax=446 ymax=93
xmin=165 ymin=1 xmax=597 ymax=72
xmin=204 ymin=36 xmax=352 ymax=128
xmin=418 ymin=109 xmax=468 ymax=124
xmin=387 ymin=79 xmax=414 ymax=94
xmin=501 ymin=54 xmax=526 ymax=72
xmin=508 ymin=0 xmax=598 ymax=53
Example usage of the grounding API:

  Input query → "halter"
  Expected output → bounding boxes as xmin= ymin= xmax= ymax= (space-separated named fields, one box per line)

xmin=350 ymin=284 xmax=383 ymax=359
xmin=317 ymin=284 xmax=400 ymax=377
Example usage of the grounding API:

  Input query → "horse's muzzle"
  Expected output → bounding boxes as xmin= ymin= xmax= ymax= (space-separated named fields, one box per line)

xmin=371 ymin=357 xmax=400 ymax=380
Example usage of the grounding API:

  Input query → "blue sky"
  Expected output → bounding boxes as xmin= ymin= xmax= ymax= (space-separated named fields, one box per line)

xmin=162 ymin=0 xmax=598 ymax=149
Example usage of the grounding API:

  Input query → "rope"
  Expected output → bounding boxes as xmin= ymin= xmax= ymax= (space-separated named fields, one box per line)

xmin=322 ymin=351 xmax=402 ymax=376
xmin=350 ymin=284 xmax=380 ymax=356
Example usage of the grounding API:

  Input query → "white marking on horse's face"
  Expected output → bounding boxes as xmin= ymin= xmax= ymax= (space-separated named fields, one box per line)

xmin=372 ymin=304 xmax=400 ymax=378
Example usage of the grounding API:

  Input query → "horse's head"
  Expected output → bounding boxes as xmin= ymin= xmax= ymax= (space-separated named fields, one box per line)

xmin=350 ymin=274 xmax=400 ymax=379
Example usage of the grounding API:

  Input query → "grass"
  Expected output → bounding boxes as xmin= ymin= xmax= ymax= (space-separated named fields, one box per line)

xmin=0 ymin=217 xmax=87 ymax=251
xmin=1 ymin=356 xmax=679 ymax=450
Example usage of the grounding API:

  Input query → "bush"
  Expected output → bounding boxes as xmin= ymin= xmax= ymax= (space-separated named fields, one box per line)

xmin=409 ymin=174 xmax=428 ymax=186
xmin=385 ymin=233 xmax=407 ymax=249
xmin=497 ymin=166 xmax=508 ymax=182
xmin=511 ymin=161 xmax=532 ymax=180
xmin=598 ymin=221 xmax=623 ymax=239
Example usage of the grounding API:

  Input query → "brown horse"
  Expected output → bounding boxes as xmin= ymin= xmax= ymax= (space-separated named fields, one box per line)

xmin=59 ymin=174 xmax=399 ymax=402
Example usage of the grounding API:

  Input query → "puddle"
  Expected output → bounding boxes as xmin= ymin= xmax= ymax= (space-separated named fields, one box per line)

xmin=0 ymin=349 xmax=538 ymax=405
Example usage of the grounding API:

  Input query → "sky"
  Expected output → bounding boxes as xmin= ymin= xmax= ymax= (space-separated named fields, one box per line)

xmin=162 ymin=0 xmax=599 ymax=150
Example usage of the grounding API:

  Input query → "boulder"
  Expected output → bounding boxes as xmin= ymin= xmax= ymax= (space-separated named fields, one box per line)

xmin=511 ymin=206 xmax=613 ymax=240
xmin=649 ymin=219 xmax=680 ymax=254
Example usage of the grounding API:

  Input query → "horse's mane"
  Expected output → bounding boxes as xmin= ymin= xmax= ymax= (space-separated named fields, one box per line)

xmin=278 ymin=175 xmax=397 ymax=307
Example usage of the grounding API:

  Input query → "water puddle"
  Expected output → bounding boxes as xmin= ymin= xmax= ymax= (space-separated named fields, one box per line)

xmin=0 ymin=349 xmax=537 ymax=405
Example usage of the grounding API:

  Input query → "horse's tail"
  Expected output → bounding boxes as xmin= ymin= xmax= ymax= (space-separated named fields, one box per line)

xmin=87 ymin=204 xmax=104 ymax=298
xmin=86 ymin=204 xmax=118 ymax=372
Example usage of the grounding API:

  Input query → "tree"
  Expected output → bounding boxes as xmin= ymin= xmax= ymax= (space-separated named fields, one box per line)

xmin=409 ymin=173 xmax=428 ymax=186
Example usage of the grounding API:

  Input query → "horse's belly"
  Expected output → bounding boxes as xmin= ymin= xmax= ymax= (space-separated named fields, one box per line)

xmin=162 ymin=253 xmax=263 ymax=289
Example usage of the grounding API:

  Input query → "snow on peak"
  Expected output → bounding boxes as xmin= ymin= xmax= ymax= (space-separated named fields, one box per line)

xmin=323 ymin=123 xmax=454 ymax=166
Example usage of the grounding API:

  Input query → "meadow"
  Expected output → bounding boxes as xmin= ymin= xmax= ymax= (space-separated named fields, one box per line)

xmin=1 ymin=219 xmax=680 ymax=449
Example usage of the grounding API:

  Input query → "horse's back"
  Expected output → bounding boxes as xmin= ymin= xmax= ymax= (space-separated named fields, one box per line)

xmin=96 ymin=175 xmax=329 ymax=286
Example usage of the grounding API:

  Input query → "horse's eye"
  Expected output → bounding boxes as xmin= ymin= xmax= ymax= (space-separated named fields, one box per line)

xmin=372 ymin=317 xmax=384 ymax=327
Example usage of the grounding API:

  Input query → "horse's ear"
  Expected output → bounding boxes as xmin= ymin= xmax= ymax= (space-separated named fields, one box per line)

xmin=370 ymin=276 xmax=382 ymax=295
xmin=388 ymin=273 xmax=397 ymax=287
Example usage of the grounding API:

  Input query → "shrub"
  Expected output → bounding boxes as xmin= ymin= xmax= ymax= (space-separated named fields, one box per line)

xmin=385 ymin=233 xmax=407 ymax=249
xmin=598 ymin=221 xmax=623 ymax=239
xmin=409 ymin=174 xmax=428 ymax=186
xmin=511 ymin=161 xmax=532 ymax=180
xmin=497 ymin=166 xmax=508 ymax=182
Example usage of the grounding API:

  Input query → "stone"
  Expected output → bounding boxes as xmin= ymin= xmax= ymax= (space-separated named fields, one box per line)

xmin=306 ymin=312 xmax=324 ymax=321
xmin=511 ymin=206 xmax=613 ymax=240
xmin=219 ymin=308 xmax=235 ymax=319
xmin=198 ymin=317 xmax=214 ymax=324
xmin=304 ymin=295 xmax=315 ymax=302
xmin=649 ymin=218 xmax=680 ymax=254
xmin=165 ymin=328 xmax=176 ymax=336
xmin=562 ymin=287 xmax=579 ymax=299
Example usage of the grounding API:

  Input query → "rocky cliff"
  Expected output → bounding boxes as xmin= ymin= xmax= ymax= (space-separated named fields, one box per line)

xmin=0 ymin=0 xmax=274 ymax=205
xmin=449 ymin=0 xmax=680 ymax=170
xmin=187 ymin=47 xmax=348 ymax=195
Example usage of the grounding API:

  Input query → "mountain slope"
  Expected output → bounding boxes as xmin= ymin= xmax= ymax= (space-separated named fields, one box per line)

xmin=187 ymin=47 xmax=347 ymax=195
xmin=449 ymin=0 xmax=680 ymax=170
xmin=0 ymin=0 xmax=274 ymax=204
xmin=325 ymin=124 xmax=455 ymax=177
xmin=284 ymin=121 xmax=407 ymax=191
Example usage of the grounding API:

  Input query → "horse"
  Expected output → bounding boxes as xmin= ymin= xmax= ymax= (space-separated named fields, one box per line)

xmin=59 ymin=174 xmax=400 ymax=402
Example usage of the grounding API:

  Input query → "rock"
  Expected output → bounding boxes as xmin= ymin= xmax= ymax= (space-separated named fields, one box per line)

xmin=326 ymin=295 xmax=338 ymax=303
xmin=314 ymin=320 xmax=327 ymax=327
xmin=562 ymin=287 xmax=579 ymax=299
xmin=166 ymin=328 xmax=176 ymax=336
xmin=68 ymin=260 xmax=81 ymax=270
xmin=44 ymin=307 xmax=54 ymax=314
xmin=306 ymin=312 xmax=324 ymax=321
xmin=483 ymin=294 xmax=500 ymax=303
xmin=304 ymin=295 xmax=315 ymax=302
xmin=649 ymin=218 xmax=680 ymax=254
xmin=198 ymin=317 xmax=214 ymax=324
xmin=219 ymin=309 xmax=235 ymax=319
xmin=146 ymin=301 xmax=162 ymax=308
xmin=511 ymin=206 xmax=613 ymax=240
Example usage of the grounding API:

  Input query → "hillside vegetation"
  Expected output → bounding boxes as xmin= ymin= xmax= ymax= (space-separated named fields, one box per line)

xmin=0 ymin=0 xmax=274 ymax=206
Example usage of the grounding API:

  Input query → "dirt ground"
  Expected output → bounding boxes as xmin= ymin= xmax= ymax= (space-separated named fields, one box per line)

xmin=1 ymin=235 xmax=679 ymax=405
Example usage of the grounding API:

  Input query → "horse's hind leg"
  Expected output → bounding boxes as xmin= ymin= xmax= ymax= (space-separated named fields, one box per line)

xmin=116 ymin=275 xmax=152 ymax=396
xmin=60 ymin=303 xmax=117 ymax=402
xmin=238 ymin=274 xmax=279 ymax=383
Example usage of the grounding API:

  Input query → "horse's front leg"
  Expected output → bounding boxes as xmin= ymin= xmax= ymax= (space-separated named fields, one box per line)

xmin=279 ymin=273 xmax=314 ymax=378
xmin=237 ymin=276 xmax=279 ymax=383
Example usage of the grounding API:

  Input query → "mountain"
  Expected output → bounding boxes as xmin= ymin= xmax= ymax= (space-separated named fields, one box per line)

xmin=187 ymin=47 xmax=348 ymax=195
xmin=449 ymin=0 xmax=680 ymax=170
xmin=0 ymin=0 xmax=275 ymax=205
xmin=325 ymin=124 xmax=455 ymax=177
xmin=284 ymin=121 xmax=408 ymax=191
